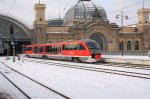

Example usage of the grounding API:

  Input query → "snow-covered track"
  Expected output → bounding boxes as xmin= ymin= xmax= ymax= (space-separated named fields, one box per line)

xmin=97 ymin=63 xmax=150 ymax=70
xmin=0 ymin=61 xmax=70 ymax=99
xmin=0 ymin=69 xmax=31 ymax=99
xmin=25 ymin=58 xmax=150 ymax=80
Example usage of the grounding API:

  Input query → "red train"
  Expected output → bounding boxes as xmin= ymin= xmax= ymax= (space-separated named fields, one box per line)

xmin=24 ymin=39 xmax=101 ymax=63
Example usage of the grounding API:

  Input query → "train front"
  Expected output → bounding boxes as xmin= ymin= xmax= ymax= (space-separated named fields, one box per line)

xmin=83 ymin=39 xmax=101 ymax=63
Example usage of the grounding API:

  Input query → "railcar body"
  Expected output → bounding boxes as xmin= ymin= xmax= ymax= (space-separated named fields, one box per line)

xmin=24 ymin=39 xmax=101 ymax=63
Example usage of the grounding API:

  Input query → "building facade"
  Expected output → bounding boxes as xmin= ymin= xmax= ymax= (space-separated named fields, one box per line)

xmin=34 ymin=0 xmax=150 ymax=51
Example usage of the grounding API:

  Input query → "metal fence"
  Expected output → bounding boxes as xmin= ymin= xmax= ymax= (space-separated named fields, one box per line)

xmin=101 ymin=50 xmax=149 ymax=56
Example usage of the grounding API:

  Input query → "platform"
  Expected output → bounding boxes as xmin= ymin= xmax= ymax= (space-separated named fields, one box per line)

xmin=102 ymin=55 xmax=150 ymax=66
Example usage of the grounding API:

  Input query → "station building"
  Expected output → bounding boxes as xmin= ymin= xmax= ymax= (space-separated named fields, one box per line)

xmin=34 ymin=0 xmax=150 ymax=51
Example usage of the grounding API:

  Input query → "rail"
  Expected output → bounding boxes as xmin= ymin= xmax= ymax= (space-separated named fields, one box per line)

xmin=0 ymin=61 xmax=70 ymax=99
xmin=101 ymin=50 xmax=149 ymax=56
xmin=24 ymin=58 xmax=150 ymax=80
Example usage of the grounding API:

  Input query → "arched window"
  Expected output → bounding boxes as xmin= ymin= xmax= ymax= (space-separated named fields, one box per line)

xmin=39 ymin=18 xmax=42 ymax=21
xmin=119 ymin=41 xmax=124 ymax=50
xmin=127 ymin=41 xmax=131 ymax=50
xmin=135 ymin=41 xmax=139 ymax=50
xmin=145 ymin=21 xmax=147 ymax=23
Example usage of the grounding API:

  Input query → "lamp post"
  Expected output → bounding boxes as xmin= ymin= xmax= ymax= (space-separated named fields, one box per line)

xmin=116 ymin=11 xmax=129 ymax=56
xmin=10 ymin=24 xmax=15 ymax=62
xmin=10 ymin=24 xmax=18 ymax=62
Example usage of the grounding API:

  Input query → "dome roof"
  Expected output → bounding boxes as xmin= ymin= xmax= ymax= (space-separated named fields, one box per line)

xmin=64 ymin=0 xmax=108 ymax=22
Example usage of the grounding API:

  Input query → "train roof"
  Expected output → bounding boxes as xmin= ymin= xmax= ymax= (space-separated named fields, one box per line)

xmin=50 ymin=39 xmax=96 ymax=45
xmin=81 ymin=39 xmax=96 ymax=43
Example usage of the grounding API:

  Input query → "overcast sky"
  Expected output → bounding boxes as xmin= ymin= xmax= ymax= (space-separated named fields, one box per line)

xmin=0 ymin=0 xmax=149 ymax=28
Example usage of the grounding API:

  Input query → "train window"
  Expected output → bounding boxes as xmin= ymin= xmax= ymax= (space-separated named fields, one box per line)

xmin=34 ymin=47 xmax=37 ymax=53
xmin=40 ymin=47 xmax=43 ymax=52
xmin=34 ymin=46 xmax=43 ymax=53
xmin=51 ymin=46 xmax=58 ymax=54
xmin=85 ymin=42 xmax=100 ymax=49
xmin=55 ymin=47 xmax=58 ymax=53
xmin=62 ymin=45 xmax=65 ymax=50
xmin=65 ymin=45 xmax=68 ymax=50
xmin=26 ymin=47 xmax=32 ymax=51
xmin=49 ymin=46 xmax=52 ymax=52
xmin=78 ymin=44 xmax=85 ymax=50
xmin=69 ymin=44 xmax=77 ymax=50
xmin=62 ymin=44 xmax=85 ymax=50
xmin=46 ymin=46 xmax=49 ymax=52
xmin=46 ymin=46 xmax=51 ymax=53
xmin=45 ymin=45 xmax=61 ymax=54
xmin=73 ymin=45 xmax=78 ymax=50
xmin=62 ymin=45 xmax=68 ymax=50
xmin=68 ymin=45 xmax=71 ymax=50
xmin=39 ymin=47 xmax=43 ymax=52
xmin=52 ymin=46 xmax=55 ymax=53
xmin=28 ymin=47 xmax=31 ymax=51
xmin=62 ymin=44 xmax=75 ymax=50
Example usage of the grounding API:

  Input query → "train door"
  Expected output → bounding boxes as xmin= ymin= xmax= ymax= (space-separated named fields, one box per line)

xmin=57 ymin=46 xmax=61 ymax=55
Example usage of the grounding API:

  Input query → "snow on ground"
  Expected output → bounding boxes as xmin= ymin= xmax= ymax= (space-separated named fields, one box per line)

xmin=24 ymin=56 xmax=150 ymax=75
xmin=0 ymin=63 xmax=65 ymax=99
xmin=0 ymin=56 xmax=150 ymax=99
xmin=0 ymin=71 xmax=28 ymax=99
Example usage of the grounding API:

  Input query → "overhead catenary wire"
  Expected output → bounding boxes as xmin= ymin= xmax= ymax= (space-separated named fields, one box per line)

xmin=0 ymin=0 xmax=149 ymax=27
xmin=7 ymin=0 xmax=16 ymax=14
xmin=107 ymin=0 xmax=150 ymax=26
xmin=106 ymin=0 xmax=150 ymax=14
xmin=112 ymin=16 xmax=138 ymax=25
xmin=111 ymin=2 xmax=150 ymax=25
xmin=0 ymin=0 xmax=6 ymax=12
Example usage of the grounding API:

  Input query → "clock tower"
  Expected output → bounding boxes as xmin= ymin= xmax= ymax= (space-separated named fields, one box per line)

xmin=137 ymin=8 xmax=150 ymax=50
xmin=33 ymin=1 xmax=47 ymax=44
xmin=137 ymin=8 xmax=150 ymax=26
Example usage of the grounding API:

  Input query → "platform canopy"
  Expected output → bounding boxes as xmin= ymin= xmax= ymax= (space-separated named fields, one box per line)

xmin=0 ymin=14 xmax=33 ymax=41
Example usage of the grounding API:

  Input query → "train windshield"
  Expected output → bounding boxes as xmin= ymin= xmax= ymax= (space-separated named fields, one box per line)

xmin=85 ymin=41 xmax=100 ymax=49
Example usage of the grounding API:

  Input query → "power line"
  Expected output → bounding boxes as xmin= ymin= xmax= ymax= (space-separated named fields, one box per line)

xmin=112 ymin=16 xmax=138 ymax=23
xmin=106 ymin=1 xmax=150 ymax=26
xmin=8 ymin=0 xmax=16 ymax=14
xmin=0 ymin=0 xmax=6 ymax=12
xmin=107 ymin=0 xmax=150 ymax=14
xmin=112 ymin=16 xmax=139 ymax=27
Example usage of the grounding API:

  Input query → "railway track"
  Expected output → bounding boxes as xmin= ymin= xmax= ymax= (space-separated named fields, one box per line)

xmin=46 ymin=57 xmax=150 ymax=70
xmin=0 ymin=70 xmax=31 ymax=99
xmin=0 ymin=61 xmax=70 ymax=99
xmin=24 ymin=58 xmax=150 ymax=80
xmin=97 ymin=63 xmax=150 ymax=70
